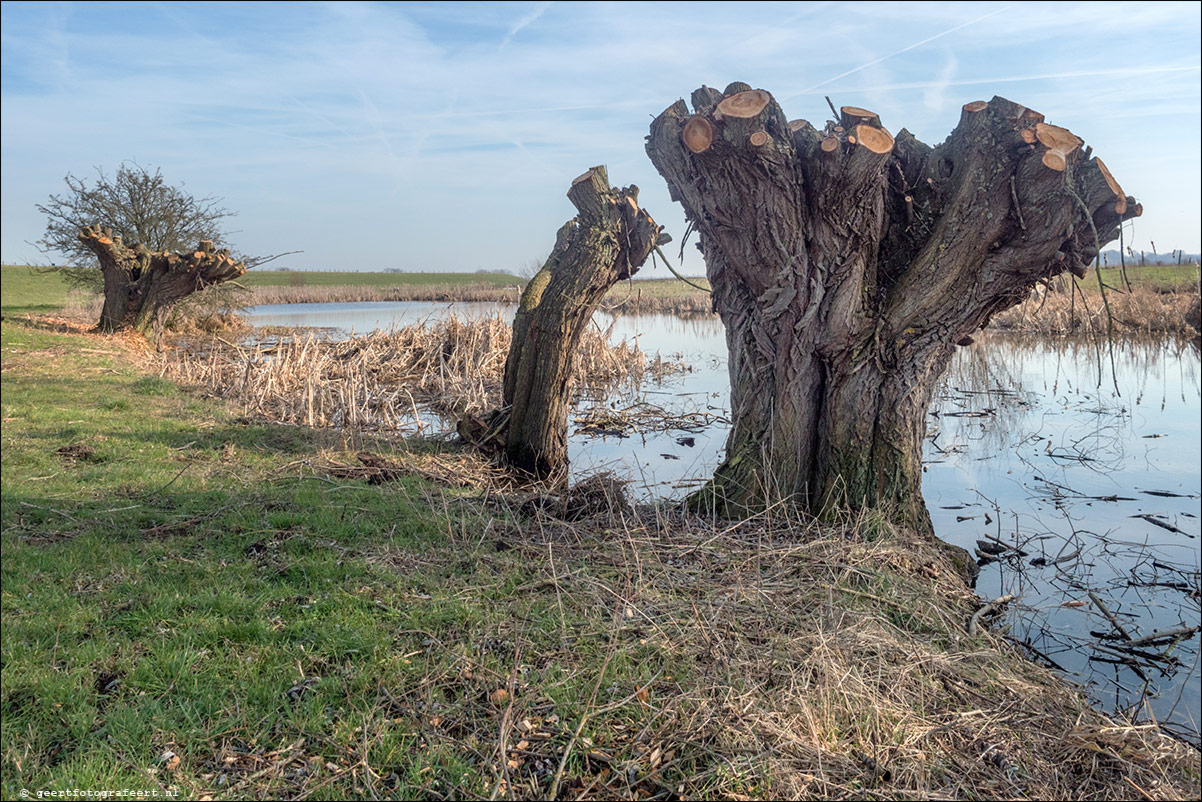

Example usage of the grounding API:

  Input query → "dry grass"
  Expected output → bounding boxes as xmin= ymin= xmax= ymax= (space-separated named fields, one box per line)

xmin=159 ymin=315 xmax=687 ymax=432
xmin=54 ymin=288 xmax=104 ymax=321
xmin=335 ymin=470 xmax=1201 ymax=800
xmin=5 ymin=313 xmax=1197 ymax=800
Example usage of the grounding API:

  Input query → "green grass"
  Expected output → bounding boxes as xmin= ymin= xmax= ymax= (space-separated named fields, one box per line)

xmin=1 ymin=265 xmax=75 ymax=314
xmin=0 ymin=322 xmax=682 ymax=799
xmin=1096 ymin=263 xmax=1199 ymax=290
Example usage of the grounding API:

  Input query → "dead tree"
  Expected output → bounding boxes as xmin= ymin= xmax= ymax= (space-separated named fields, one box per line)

xmin=78 ymin=225 xmax=246 ymax=334
xmin=646 ymin=85 xmax=1140 ymax=531
xmin=461 ymin=166 xmax=665 ymax=480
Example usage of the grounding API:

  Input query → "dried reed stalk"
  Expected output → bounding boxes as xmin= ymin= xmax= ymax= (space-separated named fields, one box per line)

xmin=159 ymin=316 xmax=686 ymax=433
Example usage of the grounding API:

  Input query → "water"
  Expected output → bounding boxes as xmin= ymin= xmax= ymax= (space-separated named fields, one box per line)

xmin=245 ymin=301 xmax=1201 ymax=740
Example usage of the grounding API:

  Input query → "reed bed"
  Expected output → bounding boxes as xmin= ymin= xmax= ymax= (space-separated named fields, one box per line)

xmin=159 ymin=315 xmax=688 ymax=433
xmin=55 ymin=289 xmax=103 ymax=321
xmin=597 ymin=291 xmax=714 ymax=317
xmin=991 ymin=281 xmax=1200 ymax=335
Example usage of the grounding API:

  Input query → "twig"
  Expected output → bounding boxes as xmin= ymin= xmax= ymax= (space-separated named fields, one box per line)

xmin=1088 ymin=590 xmax=1134 ymax=641
xmin=825 ymin=95 xmax=840 ymax=122
xmin=488 ymin=643 xmax=522 ymax=801
xmin=1009 ymin=175 xmax=1027 ymax=231
xmin=227 ymin=737 xmax=306 ymax=793
xmin=653 ymin=245 xmax=710 ymax=294
xmin=548 ymin=647 xmax=616 ymax=800
xmin=144 ymin=462 xmax=191 ymax=496
xmin=968 ymin=594 xmax=1014 ymax=636
xmin=244 ymin=250 xmax=304 ymax=269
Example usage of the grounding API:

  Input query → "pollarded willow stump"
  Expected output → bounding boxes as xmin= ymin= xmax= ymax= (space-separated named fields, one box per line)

xmin=79 ymin=225 xmax=246 ymax=334
xmin=647 ymin=85 xmax=1140 ymax=531
xmin=461 ymin=166 xmax=667 ymax=481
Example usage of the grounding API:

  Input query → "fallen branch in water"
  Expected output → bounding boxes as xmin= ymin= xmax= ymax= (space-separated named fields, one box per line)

xmin=968 ymin=594 xmax=1015 ymax=636
xmin=1088 ymin=590 xmax=1134 ymax=642
xmin=1124 ymin=625 xmax=1200 ymax=649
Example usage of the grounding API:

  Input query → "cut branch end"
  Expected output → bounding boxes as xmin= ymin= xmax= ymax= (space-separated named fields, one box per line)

xmin=854 ymin=124 xmax=894 ymax=154
xmin=682 ymin=116 xmax=714 ymax=154
xmin=716 ymin=90 xmax=771 ymax=119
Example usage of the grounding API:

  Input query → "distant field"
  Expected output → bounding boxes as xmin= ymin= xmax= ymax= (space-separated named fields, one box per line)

xmin=4 ymin=263 xmax=1193 ymax=320
xmin=1096 ymin=263 xmax=1199 ymax=290
xmin=0 ymin=265 xmax=74 ymax=314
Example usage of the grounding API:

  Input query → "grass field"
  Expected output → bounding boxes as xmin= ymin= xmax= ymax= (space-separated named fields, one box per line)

xmin=1096 ymin=263 xmax=1199 ymax=290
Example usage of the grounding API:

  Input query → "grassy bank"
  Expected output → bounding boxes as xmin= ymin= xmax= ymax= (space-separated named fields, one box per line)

xmin=3 ymin=316 xmax=1199 ymax=798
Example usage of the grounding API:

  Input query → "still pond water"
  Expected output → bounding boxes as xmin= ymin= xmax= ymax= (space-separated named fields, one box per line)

xmin=247 ymin=300 xmax=1201 ymax=743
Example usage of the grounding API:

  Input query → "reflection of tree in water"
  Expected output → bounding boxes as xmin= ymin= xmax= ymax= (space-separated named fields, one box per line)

xmin=930 ymin=333 xmax=1201 ymax=464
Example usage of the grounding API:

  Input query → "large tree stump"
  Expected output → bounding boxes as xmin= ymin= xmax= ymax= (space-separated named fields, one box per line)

xmin=464 ymin=166 xmax=665 ymax=480
xmin=78 ymin=225 xmax=246 ymax=334
xmin=647 ymin=88 xmax=1140 ymax=531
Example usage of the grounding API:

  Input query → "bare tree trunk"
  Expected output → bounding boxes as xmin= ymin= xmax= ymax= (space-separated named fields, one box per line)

xmin=463 ymin=166 xmax=665 ymax=480
xmin=79 ymin=226 xmax=245 ymax=335
xmin=647 ymin=86 xmax=1139 ymax=532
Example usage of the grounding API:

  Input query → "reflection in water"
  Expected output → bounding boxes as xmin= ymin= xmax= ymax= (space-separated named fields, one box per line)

xmin=245 ymin=302 xmax=1201 ymax=744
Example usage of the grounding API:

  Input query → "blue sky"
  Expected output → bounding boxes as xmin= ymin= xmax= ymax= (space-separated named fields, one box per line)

xmin=2 ymin=1 xmax=1199 ymax=274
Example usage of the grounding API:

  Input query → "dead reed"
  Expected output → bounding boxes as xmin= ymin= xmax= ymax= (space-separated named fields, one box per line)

xmin=992 ymin=280 xmax=1200 ymax=336
xmin=159 ymin=315 xmax=687 ymax=433
xmin=56 ymin=289 xmax=103 ymax=321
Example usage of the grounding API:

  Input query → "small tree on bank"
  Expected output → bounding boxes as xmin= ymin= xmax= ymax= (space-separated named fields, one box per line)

xmin=646 ymin=85 xmax=1140 ymax=532
xmin=36 ymin=164 xmax=247 ymax=333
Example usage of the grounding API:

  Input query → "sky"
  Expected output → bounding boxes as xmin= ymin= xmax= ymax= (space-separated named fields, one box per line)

xmin=1 ymin=1 xmax=1199 ymax=276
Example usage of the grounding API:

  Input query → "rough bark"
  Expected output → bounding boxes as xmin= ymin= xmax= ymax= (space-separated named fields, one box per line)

xmin=78 ymin=225 xmax=246 ymax=334
xmin=647 ymin=89 xmax=1140 ymax=532
xmin=462 ymin=166 xmax=665 ymax=480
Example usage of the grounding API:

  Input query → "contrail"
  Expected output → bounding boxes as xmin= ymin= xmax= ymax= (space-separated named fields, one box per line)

xmin=501 ymin=1 xmax=553 ymax=48
xmin=787 ymin=5 xmax=1012 ymax=97
xmin=790 ymin=64 xmax=1201 ymax=96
